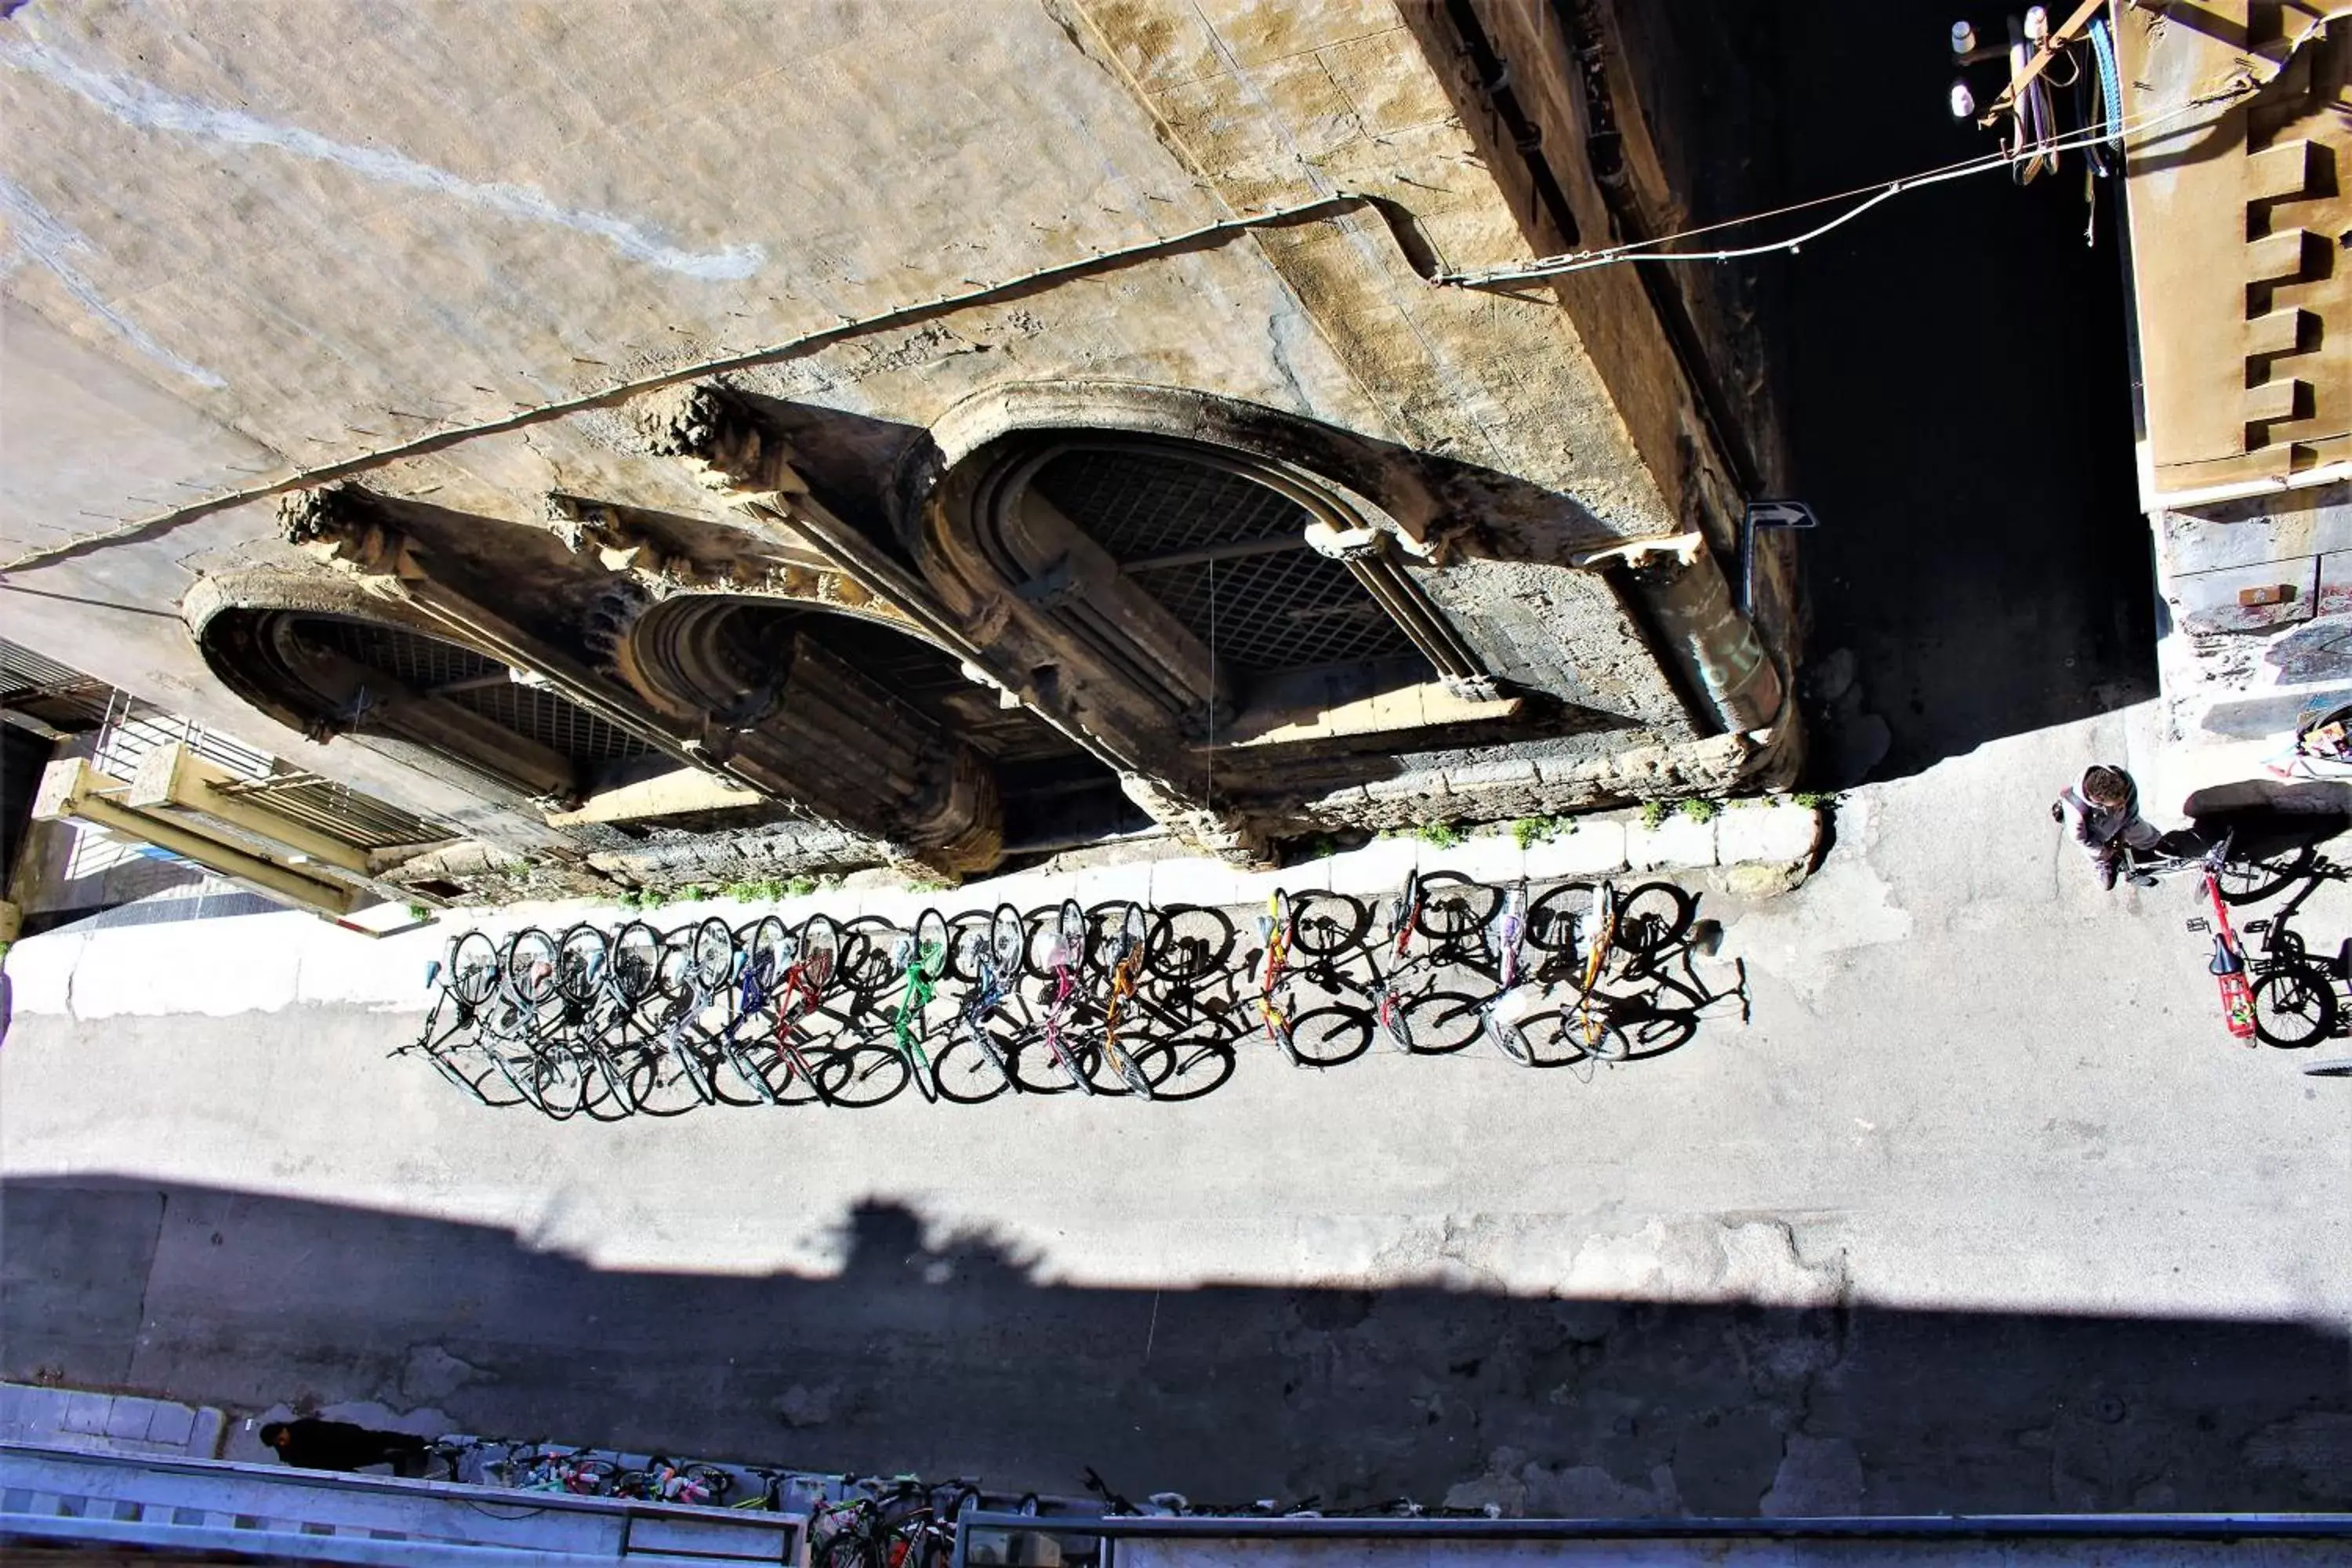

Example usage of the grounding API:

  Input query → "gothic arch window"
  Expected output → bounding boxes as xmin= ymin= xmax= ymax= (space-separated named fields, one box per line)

xmin=1022 ymin=443 xmax=1429 ymax=682
xmin=201 ymin=607 xmax=652 ymax=804
xmin=623 ymin=593 xmax=1137 ymax=851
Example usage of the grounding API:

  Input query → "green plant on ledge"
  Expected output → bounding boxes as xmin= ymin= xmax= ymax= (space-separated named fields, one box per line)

xmin=1638 ymin=800 xmax=1670 ymax=829
xmin=1678 ymin=797 xmax=1722 ymax=825
xmin=1414 ymin=820 xmax=1465 ymax=849
xmin=1511 ymin=815 xmax=1575 ymax=849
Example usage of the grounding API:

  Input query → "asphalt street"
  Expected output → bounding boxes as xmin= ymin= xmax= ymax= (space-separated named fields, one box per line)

xmin=3 ymin=710 xmax=2347 ymax=1513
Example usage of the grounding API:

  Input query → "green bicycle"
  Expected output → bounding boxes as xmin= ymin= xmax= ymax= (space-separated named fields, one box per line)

xmin=887 ymin=908 xmax=952 ymax=1103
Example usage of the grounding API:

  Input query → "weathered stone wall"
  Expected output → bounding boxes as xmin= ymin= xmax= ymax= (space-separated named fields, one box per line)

xmin=0 ymin=0 xmax=1795 ymax=883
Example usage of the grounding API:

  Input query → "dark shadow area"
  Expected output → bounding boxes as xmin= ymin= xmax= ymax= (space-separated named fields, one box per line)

xmin=1740 ymin=1 xmax=2158 ymax=782
xmin=5 ymin=1182 xmax=2344 ymax=1515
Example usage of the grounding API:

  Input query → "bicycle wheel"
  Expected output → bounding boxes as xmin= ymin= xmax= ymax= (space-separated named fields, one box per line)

xmin=1613 ymin=881 xmax=1695 ymax=956
xmin=798 ymin=913 xmax=842 ymax=994
xmin=742 ymin=916 xmax=791 ymax=990
xmin=2216 ymin=845 xmax=2315 ymax=906
xmin=450 ymin=931 xmax=502 ymax=1006
xmin=1131 ymin=1036 xmax=1237 ymax=1101
xmin=2302 ymin=1058 xmax=2352 ymax=1076
xmin=1554 ymin=996 xmax=1634 ymax=1062
xmin=692 ymin=916 xmax=736 ymax=992
xmin=945 ymin=912 xmax=993 ymax=982
xmin=1148 ymin=905 xmax=1233 ymax=982
xmin=555 ymin=924 xmax=608 ymax=1004
xmin=1290 ymin=891 xmax=1367 ymax=956
xmin=506 ymin=928 xmax=561 ymax=1004
xmin=1007 ymin=1029 xmax=1096 ymax=1094
xmin=1526 ymin=882 xmax=1591 ymax=953
xmin=1400 ymin=989 xmax=1483 ymax=1054
xmin=1414 ymin=873 xmax=1500 ymax=942
xmin=655 ymin=933 xmax=699 ymax=1000
xmin=931 ymin=1031 xmax=1013 ymax=1104
xmin=1093 ymin=1034 xmax=1158 ymax=1098
xmin=1287 ymin=1004 xmax=1373 ymax=1067
xmin=612 ymin=922 xmax=662 ymax=1004
xmin=2251 ymin=962 xmax=2338 ymax=1047
xmin=1083 ymin=900 xmax=1147 ymax=975
xmin=989 ymin=903 xmax=1025 ymax=979
xmin=816 ymin=1039 xmax=913 ymax=1109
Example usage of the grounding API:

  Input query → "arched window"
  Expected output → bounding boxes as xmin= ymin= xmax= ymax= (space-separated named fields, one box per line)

xmin=202 ymin=608 xmax=652 ymax=803
xmin=1024 ymin=444 xmax=1428 ymax=681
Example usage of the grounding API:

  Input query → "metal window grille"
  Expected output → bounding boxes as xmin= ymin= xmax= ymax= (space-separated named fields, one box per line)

xmin=292 ymin=617 xmax=655 ymax=767
xmin=207 ymin=771 xmax=455 ymax=851
xmin=1029 ymin=448 xmax=1425 ymax=677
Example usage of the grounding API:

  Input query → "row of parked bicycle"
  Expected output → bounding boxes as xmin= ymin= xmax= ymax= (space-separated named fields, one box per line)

xmin=401 ymin=873 xmax=1744 ymax=1116
xmin=428 ymin=1439 xmax=992 ymax=1564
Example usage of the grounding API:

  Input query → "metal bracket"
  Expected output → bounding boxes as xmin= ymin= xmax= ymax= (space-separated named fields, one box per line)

xmin=1740 ymin=499 xmax=1820 ymax=618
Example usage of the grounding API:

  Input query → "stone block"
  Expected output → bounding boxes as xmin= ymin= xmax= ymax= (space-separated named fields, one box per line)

xmin=1713 ymin=803 xmax=1820 ymax=868
xmin=104 ymin=1398 xmax=151 ymax=1440
xmin=143 ymin=1401 xmax=198 ymax=1448
xmin=1362 ymin=770 xmax=1450 ymax=804
xmin=1425 ymin=833 xmax=1525 ymax=885
xmin=60 ymin=1392 xmax=109 ymax=1435
xmin=187 ymin=1407 xmax=227 ymax=1457
xmin=1523 ymin=820 xmax=1628 ymax=880
xmin=1442 ymin=757 xmax=1539 ymax=792
xmin=1625 ymin=813 xmax=1717 ymax=871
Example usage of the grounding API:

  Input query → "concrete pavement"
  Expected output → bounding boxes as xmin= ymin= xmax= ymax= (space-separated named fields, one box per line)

xmin=1 ymin=708 xmax=2346 ymax=1514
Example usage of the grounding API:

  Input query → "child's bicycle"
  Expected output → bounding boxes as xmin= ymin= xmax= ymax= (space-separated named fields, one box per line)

xmin=1256 ymin=889 xmax=1377 ymax=1068
xmin=883 ymin=909 xmax=953 ymax=1102
xmin=931 ymin=904 xmax=1027 ymax=1103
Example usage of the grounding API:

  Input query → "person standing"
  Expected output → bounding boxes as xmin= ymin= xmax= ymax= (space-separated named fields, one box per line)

xmin=259 ymin=1417 xmax=431 ymax=1475
xmin=2053 ymin=764 xmax=2161 ymax=890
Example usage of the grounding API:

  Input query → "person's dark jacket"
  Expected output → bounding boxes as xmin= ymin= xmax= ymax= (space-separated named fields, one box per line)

xmin=270 ymin=1417 xmax=427 ymax=1472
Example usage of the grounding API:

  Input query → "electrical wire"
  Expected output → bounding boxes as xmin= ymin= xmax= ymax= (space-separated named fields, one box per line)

xmin=1436 ymin=89 xmax=2249 ymax=287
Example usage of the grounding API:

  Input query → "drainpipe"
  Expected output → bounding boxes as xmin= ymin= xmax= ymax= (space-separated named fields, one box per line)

xmin=1584 ymin=535 xmax=1782 ymax=735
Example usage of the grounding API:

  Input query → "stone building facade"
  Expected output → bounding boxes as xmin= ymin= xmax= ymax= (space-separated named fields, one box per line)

xmin=2114 ymin=2 xmax=2352 ymax=810
xmin=0 ymin=0 xmax=1797 ymax=895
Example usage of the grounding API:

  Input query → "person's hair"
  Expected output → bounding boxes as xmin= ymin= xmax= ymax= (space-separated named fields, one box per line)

xmin=2082 ymin=766 xmax=2129 ymax=808
xmin=260 ymin=1422 xmax=289 ymax=1445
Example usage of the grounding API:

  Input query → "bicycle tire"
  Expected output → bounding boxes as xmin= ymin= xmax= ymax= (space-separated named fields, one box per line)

xmin=1148 ymin=904 xmax=1233 ymax=982
xmin=742 ymin=916 xmax=792 ymax=990
xmin=524 ymin=1045 xmax=590 ymax=1120
xmin=1400 ymin=989 xmax=1483 ymax=1055
xmin=1526 ymin=882 xmax=1591 ymax=953
xmin=800 ymin=913 xmax=842 ymax=993
xmin=1093 ymin=1034 xmax=1158 ymax=1098
xmin=945 ymin=911 xmax=993 ymax=983
xmin=931 ymin=1032 xmax=1013 ymax=1104
xmin=1613 ymin=881 xmax=1696 ymax=956
xmin=2216 ymin=845 xmax=2314 ymax=906
xmin=816 ymin=1040 xmax=912 ymax=1109
xmin=554 ymin=924 xmax=608 ymax=1004
xmin=692 ymin=916 xmax=736 ymax=993
xmin=1006 ymin=1029 xmax=1097 ymax=1094
xmin=1291 ymin=891 xmax=1367 ymax=956
xmin=612 ymin=922 xmax=662 ymax=1003
xmin=506 ymin=928 xmax=561 ymax=1005
xmin=1555 ymin=997 xmax=1634 ymax=1062
xmin=707 ymin=1036 xmax=780 ymax=1107
xmin=1287 ymin=1004 xmax=1373 ymax=1067
xmin=1131 ymin=1036 xmax=1236 ymax=1101
xmin=2251 ymin=962 xmax=2338 ymax=1047
xmin=450 ymin=931 xmax=503 ymax=1006
xmin=2301 ymin=1057 xmax=2352 ymax=1076
xmin=655 ymin=933 xmax=699 ymax=1000
xmin=989 ymin=902 xmax=1025 ymax=979
xmin=1413 ymin=872 xmax=1499 ymax=941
